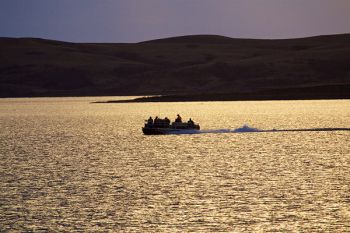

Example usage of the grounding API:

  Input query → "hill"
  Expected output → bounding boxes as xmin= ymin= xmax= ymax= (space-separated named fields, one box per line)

xmin=0 ymin=34 xmax=350 ymax=99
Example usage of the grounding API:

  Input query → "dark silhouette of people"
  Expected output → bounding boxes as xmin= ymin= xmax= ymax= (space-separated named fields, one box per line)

xmin=164 ymin=117 xmax=170 ymax=125
xmin=147 ymin=116 xmax=153 ymax=126
xmin=175 ymin=114 xmax=182 ymax=123
xmin=188 ymin=118 xmax=194 ymax=125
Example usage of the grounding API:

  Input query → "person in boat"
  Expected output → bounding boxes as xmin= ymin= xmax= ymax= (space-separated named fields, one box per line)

xmin=188 ymin=118 xmax=194 ymax=126
xmin=175 ymin=114 xmax=182 ymax=123
xmin=164 ymin=117 xmax=170 ymax=125
xmin=147 ymin=116 xmax=153 ymax=126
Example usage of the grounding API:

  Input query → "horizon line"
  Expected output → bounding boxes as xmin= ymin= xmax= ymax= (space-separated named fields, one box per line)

xmin=1 ymin=32 xmax=350 ymax=44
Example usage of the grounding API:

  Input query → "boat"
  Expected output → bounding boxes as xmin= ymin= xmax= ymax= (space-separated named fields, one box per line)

xmin=142 ymin=115 xmax=200 ymax=135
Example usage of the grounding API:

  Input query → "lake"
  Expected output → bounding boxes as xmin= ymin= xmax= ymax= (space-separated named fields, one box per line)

xmin=0 ymin=97 xmax=349 ymax=232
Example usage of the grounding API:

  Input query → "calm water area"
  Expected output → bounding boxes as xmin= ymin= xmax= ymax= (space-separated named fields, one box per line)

xmin=0 ymin=97 xmax=349 ymax=232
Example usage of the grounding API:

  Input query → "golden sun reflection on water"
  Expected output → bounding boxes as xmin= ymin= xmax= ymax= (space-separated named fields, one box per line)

xmin=0 ymin=98 xmax=349 ymax=232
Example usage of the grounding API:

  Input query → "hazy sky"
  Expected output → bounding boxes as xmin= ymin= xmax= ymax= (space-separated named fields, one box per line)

xmin=1 ymin=0 xmax=349 ymax=42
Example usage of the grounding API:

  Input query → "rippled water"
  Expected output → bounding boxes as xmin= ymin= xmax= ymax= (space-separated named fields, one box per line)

xmin=0 ymin=97 xmax=349 ymax=232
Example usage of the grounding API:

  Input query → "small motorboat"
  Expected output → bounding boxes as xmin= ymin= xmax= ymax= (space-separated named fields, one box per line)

xmin=142 ymin=115 xmax=200 ymax=135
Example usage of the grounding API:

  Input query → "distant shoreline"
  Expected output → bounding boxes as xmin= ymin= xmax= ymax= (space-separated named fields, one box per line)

xmin=94 ymin=96 xmax=350 ymax=104
xmin=93 ymin=84 xmax=350 ymax=103
xmin=0 ymin=84 xmax=348 ymax=102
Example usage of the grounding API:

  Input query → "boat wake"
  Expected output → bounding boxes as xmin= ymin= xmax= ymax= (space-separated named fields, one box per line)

xmin=167 ymin=124 xmax=350 ymax=135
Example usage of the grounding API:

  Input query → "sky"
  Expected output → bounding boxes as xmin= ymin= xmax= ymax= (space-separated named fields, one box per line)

xmin=0 ymin=0 xmax=349 ymax=43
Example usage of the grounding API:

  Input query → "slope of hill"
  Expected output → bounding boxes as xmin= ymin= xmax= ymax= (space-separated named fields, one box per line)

xmin=0 ymin=34 xmax=349 ymax=98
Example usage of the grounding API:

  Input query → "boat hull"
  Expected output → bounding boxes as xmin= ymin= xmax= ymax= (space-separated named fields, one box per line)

xmin=142 ymin=127 xmax=199 ymax=135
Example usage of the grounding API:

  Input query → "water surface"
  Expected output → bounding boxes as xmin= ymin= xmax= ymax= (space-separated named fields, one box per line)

xmin=1 ymin=98 xmax=349 ymax=232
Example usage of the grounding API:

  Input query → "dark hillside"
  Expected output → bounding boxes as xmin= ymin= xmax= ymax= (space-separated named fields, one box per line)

xmin=0 ymin=34 xmax=349 ymax=98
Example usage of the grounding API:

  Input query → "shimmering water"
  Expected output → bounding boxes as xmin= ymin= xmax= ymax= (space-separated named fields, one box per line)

xmin=0 ymin=98 xmax=349 ymax=232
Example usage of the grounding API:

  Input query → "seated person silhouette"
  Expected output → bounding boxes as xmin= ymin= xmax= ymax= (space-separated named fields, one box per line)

xmin=175 ymin=114 xmax=182 ymax=123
